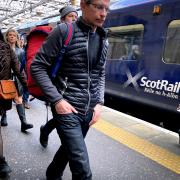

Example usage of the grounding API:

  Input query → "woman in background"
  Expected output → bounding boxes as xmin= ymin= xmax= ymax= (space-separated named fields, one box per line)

xmin=0 ymin=29 xmax=15 ymax=177
xmin=1 ymin=28 xmax=33 ymax=132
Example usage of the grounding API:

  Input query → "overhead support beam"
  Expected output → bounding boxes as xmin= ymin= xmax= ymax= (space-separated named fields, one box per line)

xmin=23 ymin=0 xmax=28 ymax=9
xmin=0 ymin=0 xmax=50 ymax=22
xmin=0 ymin=7 xmax=11 ymax=12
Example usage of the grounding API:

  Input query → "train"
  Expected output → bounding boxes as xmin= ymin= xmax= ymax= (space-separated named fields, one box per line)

xmin=104 ymin=0 xmax=180 ymax=132
xmin=16 ymin=0 xmax=179 ymax=132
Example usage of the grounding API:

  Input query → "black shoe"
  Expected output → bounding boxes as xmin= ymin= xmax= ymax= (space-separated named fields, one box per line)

xmin=1 ymin=113 xmax=7 ymax=126
xmin=46 ymin=177 xmax=62 ymax=180
xmin=1 ymin=121 xmax=7 ymax=127
xmin=21 ymin=123 xmax=33 ymax=132
xmin=0 ymin=157 xmax=11 ymax=177
xmin=24 ymin=103 xmax=30 ymax=109
xmin=29 ymin=97 xmax=35 ymax=101
xmin=40 ymin=125 xmax=48 ymax=148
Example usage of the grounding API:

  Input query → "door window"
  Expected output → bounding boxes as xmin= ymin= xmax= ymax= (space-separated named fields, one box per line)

xmin=107 ymin=24 xmax=144 ymax=61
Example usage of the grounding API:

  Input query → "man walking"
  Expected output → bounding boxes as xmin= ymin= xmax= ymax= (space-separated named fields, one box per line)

xmin=39 ymin=5 xmax=78 ymax=148
xmin=31 ymin=0 xmax=110 ymax=179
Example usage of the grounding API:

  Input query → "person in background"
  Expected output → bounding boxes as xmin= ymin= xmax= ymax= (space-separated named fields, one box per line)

xmin=18 ymin=36 xmax=25 ymax=49
xmin=2 ymin=28 xmax=33 ymax=132
xmin=60 ymin=5 xmax=78 ymax=23
xmin=19 ymin=35 xmax=30 ymax=109
xmin=39 ymin=5 xmax=78 ymax=148
xmin=128 ymin=44 xmax=140 ymax=60
xmin=0 ymin=28 xmax=26 ymax=177
xmin=31 ymin=0 xmax=109 ymax=179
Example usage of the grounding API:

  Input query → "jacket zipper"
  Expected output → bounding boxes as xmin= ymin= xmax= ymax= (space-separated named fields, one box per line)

xmin=62 ymin=77 xmax=68 ymax=95
xmin=85 ymin=31 xmax=91 ymax=114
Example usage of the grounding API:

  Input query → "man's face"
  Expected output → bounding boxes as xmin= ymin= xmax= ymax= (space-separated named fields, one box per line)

xmin=81 ymin=0 xmax=110 ymax=30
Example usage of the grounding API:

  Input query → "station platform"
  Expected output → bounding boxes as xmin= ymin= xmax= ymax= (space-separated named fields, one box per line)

xmin=1 ymin=99 xmax=180 ymax=180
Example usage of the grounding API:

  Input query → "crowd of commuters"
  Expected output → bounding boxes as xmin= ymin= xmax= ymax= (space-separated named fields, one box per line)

xmin=0 ymin=0 xmax=110 ymax=179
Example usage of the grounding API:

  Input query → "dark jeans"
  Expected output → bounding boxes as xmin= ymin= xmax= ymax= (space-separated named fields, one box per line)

xmin=46 ymin=111 xmax=93 ymax=180
xmin=22 ymin=90 xmax=29 ymax=103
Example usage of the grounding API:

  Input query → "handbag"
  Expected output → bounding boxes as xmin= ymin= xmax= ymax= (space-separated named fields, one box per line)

xmin=0 ymin=80 xmax=17 ymax=100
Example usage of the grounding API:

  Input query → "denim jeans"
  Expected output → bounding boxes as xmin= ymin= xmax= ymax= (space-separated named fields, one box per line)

xmin=46 ymin=110 xmax=93 ymax=180
xmin=22 ymin=90 xmax=29 ymax=103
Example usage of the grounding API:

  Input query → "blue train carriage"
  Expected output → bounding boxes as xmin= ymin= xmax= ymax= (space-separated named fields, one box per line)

xmin=104 ymin=0 xmax=180 ymax=131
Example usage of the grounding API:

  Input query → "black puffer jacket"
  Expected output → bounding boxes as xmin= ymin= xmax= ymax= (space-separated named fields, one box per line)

xmin=31 ymin=17 xmax=108 ymax=114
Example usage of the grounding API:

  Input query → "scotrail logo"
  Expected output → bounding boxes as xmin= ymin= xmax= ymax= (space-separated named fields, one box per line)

xmin=123 ymin=68 xmax=145 ymax=91
xmin=140 ymin=77 xmax=180 ymax=94
xmin=123 ymin=69 xmax=179 ymax=99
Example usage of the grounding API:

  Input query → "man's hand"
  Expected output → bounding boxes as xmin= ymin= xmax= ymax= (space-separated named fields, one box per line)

xmin=89 ymin=104 xmax=102 ymax=126
xmin=55 ymin=99 xmax=78 ymax=114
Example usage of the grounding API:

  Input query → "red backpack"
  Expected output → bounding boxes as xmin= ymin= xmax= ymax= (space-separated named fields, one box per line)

xmin=25 ymin=24 xmax=74 ymax=101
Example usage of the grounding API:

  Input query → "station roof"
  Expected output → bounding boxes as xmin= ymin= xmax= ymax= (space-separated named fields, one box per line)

xmin=0 ymin=0 xmax=80 ymax=32
xmin=0 ymin=0 xmax=118 ymax=32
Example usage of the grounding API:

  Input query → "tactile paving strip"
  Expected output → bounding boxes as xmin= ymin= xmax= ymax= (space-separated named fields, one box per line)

xmin=93 ymin=119 xmax=180 ymax=174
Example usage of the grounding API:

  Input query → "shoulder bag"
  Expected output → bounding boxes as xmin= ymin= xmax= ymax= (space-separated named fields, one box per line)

xmin=0 ymin=80 xmax=17 ymax=100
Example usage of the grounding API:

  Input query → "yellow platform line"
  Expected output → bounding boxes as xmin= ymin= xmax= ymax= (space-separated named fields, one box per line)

xmin=93 ymin=119 xmax=180 ymax=174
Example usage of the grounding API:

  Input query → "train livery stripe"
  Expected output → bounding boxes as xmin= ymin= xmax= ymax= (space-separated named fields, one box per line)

xmin=93 ymin=119 xmax=180 ymax=174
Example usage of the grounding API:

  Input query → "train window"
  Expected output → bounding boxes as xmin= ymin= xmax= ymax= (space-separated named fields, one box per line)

xmin=164 ymin=20 xmax=180 ymax=64
xmin=107 ymin=24 xmax=144 ymax=61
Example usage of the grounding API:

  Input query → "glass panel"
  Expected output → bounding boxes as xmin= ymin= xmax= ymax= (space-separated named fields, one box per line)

xmin=164 ymin=20 xmax=180 ymax=64
xmin=107 ymin=24 xmax=144 ymax=60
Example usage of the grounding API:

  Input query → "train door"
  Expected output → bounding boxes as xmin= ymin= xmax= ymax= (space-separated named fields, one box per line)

xmin=106 ymin=24 xmax=144 ymax=91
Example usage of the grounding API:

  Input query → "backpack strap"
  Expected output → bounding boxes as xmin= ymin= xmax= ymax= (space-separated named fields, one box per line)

xmin=64 ymin=23 xmax=74 ymax=46
xmin=51 ymin=23 xmax=74 ymax=78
